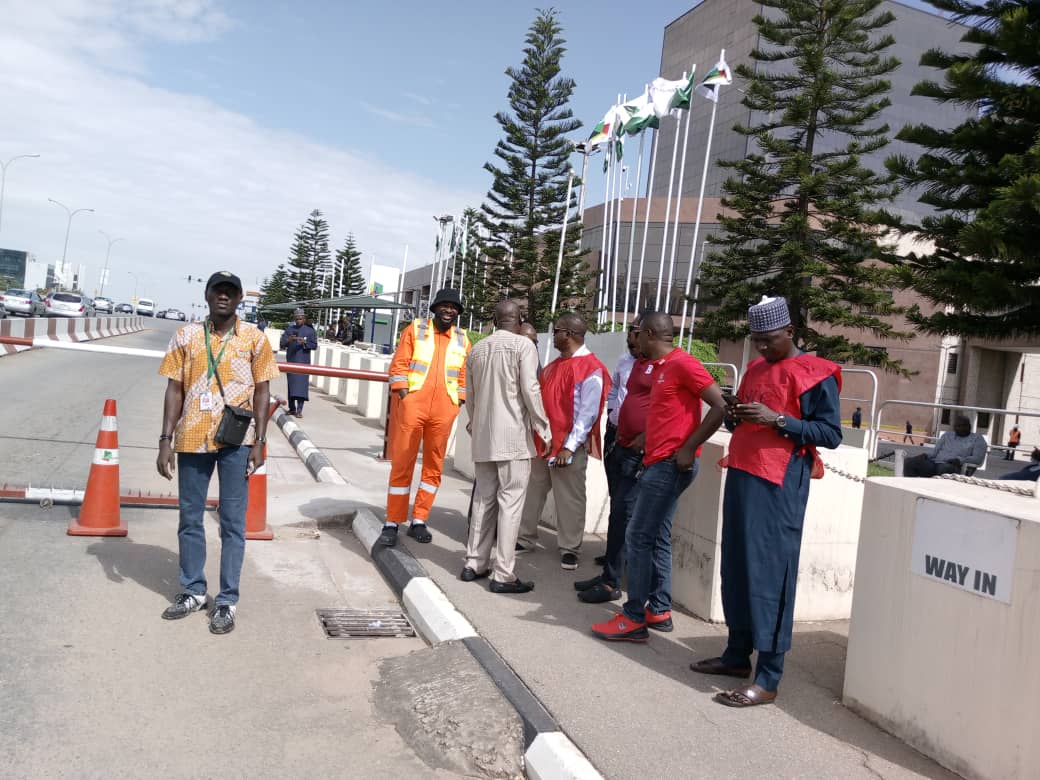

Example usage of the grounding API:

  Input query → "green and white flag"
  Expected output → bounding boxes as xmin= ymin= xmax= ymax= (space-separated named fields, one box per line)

xmin=697 ymin=51 xmax=732 ymax=102
xmin=587 ymin=104 xmax=626 ymax=148
xmin=649 ymin=68 xmax=695 ymax=118
xmin=621 ymin=89 xmax=660 ymax=136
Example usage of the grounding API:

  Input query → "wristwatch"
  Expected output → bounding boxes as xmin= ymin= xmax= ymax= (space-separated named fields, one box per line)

xmin=774 ymin=414 xmax=788 ymax=429
xmin=254 ymin=436 xmax=266 ymax=444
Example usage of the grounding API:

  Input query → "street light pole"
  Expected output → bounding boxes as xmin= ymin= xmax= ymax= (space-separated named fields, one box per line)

xmin=98 ymin=230 xmax=124 ymax=298
xmin=0 ymin=154 xmax=40 ymax=232
xmin=48 ymin=198 xmax=94 ymax=291
xmin=127 ymin=271 xmax=139 ymax=303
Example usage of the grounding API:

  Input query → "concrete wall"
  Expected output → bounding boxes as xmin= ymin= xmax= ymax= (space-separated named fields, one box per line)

xmin=0 ymin=315 xmax=145 ymax=357
xmin=843 ymin=478 xmax=1040 ymax=779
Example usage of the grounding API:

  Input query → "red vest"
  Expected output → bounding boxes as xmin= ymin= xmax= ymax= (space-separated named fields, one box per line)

xmin=539 ymin=352 xmax=611 ymax=459
xmin=723 ymin=354 xmax=842 ymax=486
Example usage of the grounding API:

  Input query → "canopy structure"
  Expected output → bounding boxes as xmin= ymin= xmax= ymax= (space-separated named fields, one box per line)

xmin=262 ymin=294 xmax=414 ymax=311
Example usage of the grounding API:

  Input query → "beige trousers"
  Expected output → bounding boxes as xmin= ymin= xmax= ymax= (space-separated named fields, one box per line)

xmin=518 ymin=448 xmax=588 ymax=555
xmin=465 ymin=458 xmax=532 ymax=583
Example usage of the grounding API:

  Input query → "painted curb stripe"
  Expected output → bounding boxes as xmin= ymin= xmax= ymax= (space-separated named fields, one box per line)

xmin=525 ymin=732 xmax=602 ymax=780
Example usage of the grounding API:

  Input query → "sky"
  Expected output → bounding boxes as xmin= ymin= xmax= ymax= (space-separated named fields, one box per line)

xmin=0 ymin=0 xmax=944 ymax=313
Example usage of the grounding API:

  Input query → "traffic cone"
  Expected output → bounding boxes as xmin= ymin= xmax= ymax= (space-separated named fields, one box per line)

xmin=245 ymin=398 xmax=280 ymax=541
xmin=69 ymin=399 xmax=127 ymax=537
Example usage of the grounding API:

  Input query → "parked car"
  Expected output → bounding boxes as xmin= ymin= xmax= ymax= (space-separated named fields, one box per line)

xmin=165 ymin=308 xmax=186 ymax=321
xmin=46 ymin=292 xmax=93 ymax=318
xmin=115 ymin=303 xmax=133 ymax=314
xmin=93 ymin=296 xmax=114 ymax=313
xmin=0 ymin=288 xmax=46 ymax=317
xmin=0 ymin=302 xmax=7 ymax=318
xmin=136 ymin=298 xmax=156 ymax=317
xmin=155 ymin=309 xmax=167 ymax=319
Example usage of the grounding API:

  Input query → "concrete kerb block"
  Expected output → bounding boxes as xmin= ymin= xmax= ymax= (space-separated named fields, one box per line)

xmin=272 ymin=406 xmax=348 ymax=485
xmin=525 ymin=732 xmax=603 ymax=780
xmin=402 ymin=578 xmax=478 ymax=644
xmin=351 ymin=506 xmax=382 ymax=554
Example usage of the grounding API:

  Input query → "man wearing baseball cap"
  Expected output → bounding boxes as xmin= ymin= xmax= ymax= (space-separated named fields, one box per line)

xmin=691 ymin=295 xmax=842 ymax=706
xmin=156 ymin=271 xmax=280 ymax=634
xmin=380 ymin=288 xmax=471 ymax=547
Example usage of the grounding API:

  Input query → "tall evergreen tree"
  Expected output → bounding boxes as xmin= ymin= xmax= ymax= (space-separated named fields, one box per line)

xmin=259 ymin=264 xmax=291 ymax=314
xmin=886 ymin=0 xmax=1040 ymax=337
xmin=334 ymin=234 xmax=366 ymax=297
xmin=481 ymin=8 xmax=589 ymax=328
xmin=698 ymin=0 xmax=911 ymax=371
xmin=286 ymin=209 xmax=331 ymax=306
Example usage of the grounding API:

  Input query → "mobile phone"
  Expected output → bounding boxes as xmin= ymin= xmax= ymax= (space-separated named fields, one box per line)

xmin=722 ymin=391 xmax=741 ymax=406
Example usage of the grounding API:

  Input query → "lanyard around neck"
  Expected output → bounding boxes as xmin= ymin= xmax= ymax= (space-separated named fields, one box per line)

xmin=205 ymin=322 xmax=232 ymax=379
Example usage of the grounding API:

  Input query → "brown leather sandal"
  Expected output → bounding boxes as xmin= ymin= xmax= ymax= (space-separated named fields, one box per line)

xmin=714 ymin=684 xmax=778 ymax=707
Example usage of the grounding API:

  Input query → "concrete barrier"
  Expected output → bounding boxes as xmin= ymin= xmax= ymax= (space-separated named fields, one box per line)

xmin=326 ymin=346 xmax=345 ymax=399
xmin=338 ymin=351 xmax=363 ymax=408
xmin=0 ymin=316 xmax=144 ymax=358
xmin=843 ymin=477 xmax=1039 ymax=780
xmin=356 ymin=355 xmax=390 ymax=419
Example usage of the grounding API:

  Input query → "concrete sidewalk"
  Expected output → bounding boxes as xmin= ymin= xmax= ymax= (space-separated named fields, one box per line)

xmin=294 ymin=386 xmax=959 ymax=780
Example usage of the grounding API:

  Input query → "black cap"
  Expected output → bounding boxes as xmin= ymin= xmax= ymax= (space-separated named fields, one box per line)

xmin=205 ymin=271 xmax=243 ymax=293
xmin=430 ymin=288 xmax=464 ymax=314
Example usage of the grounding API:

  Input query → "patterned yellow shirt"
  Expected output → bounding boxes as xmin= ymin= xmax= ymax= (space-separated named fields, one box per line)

xmin=159 ymin=318 xmax=280 ymax=453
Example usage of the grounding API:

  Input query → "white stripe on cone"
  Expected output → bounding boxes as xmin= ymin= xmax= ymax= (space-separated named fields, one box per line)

xmin=100 ymin=417 xmax=118 ymax=431
xmin=92 ymin=448 xmax=119 ymax=466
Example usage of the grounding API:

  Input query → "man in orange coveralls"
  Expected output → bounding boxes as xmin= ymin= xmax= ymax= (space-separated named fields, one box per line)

xmin=380 ymin=288 xmax=471 ymax=548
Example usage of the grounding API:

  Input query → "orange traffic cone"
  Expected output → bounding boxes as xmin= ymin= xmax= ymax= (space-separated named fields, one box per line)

xmin=69 ymin=399 xmax=127 ymax=537
xmin=245 ymin=398 xmax=280 ymax=541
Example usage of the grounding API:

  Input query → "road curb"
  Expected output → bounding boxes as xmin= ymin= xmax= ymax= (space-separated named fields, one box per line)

xmin=351 ymin=507 xmax=603 ymax=780
xmin=271 ymin=407 xmax=347 ymax=484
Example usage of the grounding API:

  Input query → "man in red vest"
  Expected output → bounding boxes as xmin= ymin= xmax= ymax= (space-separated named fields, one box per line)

xmin=518 ymin=313 xmax=610 ymax=570
xmin=691 ymin=295 xmax=842 ymax=707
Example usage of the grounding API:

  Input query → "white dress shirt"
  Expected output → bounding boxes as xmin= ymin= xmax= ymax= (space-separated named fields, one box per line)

xmin=606 ymin=351 xmax=635 ymax=426
xmin=563 ymin=344 xmax=604 ymax=453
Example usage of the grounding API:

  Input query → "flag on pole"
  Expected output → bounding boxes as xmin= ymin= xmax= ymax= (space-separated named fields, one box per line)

xmin=697 ymin=52 xmax=732 ymax=102
xmin=649 ymin=69 xmax=695 ymax=118
xmin=587 ymin=105 xmax=626 ymax=148
xmin=621 ymin=89 xmax=660 ymax=136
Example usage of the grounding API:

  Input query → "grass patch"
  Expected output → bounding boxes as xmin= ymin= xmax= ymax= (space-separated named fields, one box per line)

xmin=867 ymin=462 xmax=895 ymax=477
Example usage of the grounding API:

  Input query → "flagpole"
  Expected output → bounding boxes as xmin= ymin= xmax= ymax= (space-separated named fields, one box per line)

xmin=622 ymin=129 xmax=645 ymax=328
xmin=664 ymin=71 xmax=696 ymax=313
xmin=392 ymin=244 xmax=409 ymax=347
xmin=679 ymin=52 xmax=726 ymax=346
xmin=596 ymin=138 xmax=614 ymax=327
xmin=610 ymin=160 xmax=626 ymax=330
xmin=634 ymin=128 xmax=660 ymax=318
xmin=547 ymin=168 xmax=575 ymax=363
xmin=654 ymin=71 xmax=685 ymax=310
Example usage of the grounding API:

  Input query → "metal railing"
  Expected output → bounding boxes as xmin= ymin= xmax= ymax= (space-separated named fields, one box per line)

xmin=703 ymin=362 xmax=740 ymax=390
xmin=839 ymin=368 xmax=879 ymax=451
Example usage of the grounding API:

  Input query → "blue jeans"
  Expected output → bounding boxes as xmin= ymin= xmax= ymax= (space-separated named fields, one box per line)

xmin=177 ymin=446 xmax=250 ymax=606
xmin=622 ymin=458 xmax=697 ymax=622
xmin=602 ymin=444 xmax=642 ymax=587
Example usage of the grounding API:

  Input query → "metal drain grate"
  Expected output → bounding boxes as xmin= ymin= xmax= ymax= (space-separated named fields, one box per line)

xmin=316 ymin=608 xmax=416 ymax=639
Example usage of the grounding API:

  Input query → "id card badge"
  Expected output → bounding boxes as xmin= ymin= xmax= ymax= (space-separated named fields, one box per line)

xmin=199 ymin=392 xmax=214 ymax=412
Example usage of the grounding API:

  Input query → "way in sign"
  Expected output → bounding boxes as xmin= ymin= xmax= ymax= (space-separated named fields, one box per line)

xmin=924 ymin=555 xmax=998 ymax=597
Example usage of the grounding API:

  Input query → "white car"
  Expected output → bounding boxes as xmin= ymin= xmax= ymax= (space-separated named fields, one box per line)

xmin=165 ymin=308 xmax=186 ymax=321
xmin=136 ymin=298 xmax=156 ymax=316
xmin=46 ymin=292 xmax=93 ymax=318
xmin=93 ymin=296 xmax=114 ymax=313
xmin=1 ymin=288 xmax=46 ymax=317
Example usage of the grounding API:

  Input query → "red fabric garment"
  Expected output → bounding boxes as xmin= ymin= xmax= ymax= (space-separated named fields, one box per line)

xmin=724 ymin=354 xmax=842 ymax=486
xmin=539 ymin=352 xmax=611 ymax=459
xmin=616 ymin=357 xmax=654 ymax=446
xmin=642 ymin=349 xmax=715 ymax=466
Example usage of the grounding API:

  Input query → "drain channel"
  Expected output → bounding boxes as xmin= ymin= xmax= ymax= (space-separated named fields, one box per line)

xmin=316 ymin=608 xmax=416 ymax=639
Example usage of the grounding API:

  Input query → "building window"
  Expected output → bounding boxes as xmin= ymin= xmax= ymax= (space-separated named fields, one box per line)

xmin=941 ymin=409 xmax=951 ymax=425
xmin=977 ymin=412 xmax=990 ymax=429
xmin=947 ymin=352 xmax=958 ymax=374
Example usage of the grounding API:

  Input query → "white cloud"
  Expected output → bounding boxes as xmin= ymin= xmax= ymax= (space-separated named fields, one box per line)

xmin=0 ymin=1 xmax=472 ymax=309
xmin=361 ymin=102 xmax=435 ymax=129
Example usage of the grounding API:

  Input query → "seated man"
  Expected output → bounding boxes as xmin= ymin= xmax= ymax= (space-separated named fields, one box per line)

xmin=1000 ymin=448 xmax=1040 ymax=482
xmin=903 ymin=415 xmax=987 ymax=477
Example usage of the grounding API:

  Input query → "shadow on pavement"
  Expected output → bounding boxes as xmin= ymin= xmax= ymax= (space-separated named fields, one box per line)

xmin=85 ymin=538 xmax=179 ymax=598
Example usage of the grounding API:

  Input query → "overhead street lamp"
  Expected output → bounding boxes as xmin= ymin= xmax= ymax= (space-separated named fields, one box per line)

xmin=127 ymin=270 xmax=139 ymax=303
xmin=48 ymin=198 xmax=94 ymax=291
xmin=0 ymin=154 xmax=40 ymax=232
xmin=98 ymin=230 xmax=124 ymax=298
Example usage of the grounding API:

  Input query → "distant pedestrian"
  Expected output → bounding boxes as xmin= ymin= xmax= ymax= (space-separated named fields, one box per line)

xmin=461 ymin=300 xmax=550 ymax=594
xmin=280 ymin=308 xmax=317 ymax=418
xmin=851 ymin=407 xmax=862 ymax=429
xmin=691 ymin=295 xmax=842 ymax=707
xmin=256 ymin=317 xmax=267 ymax=332
xmin=156 ymin=271 xmax=279 ymax=635
xmin=1006 ymin=425 xmax=1021 ymax=460
xmin=903 ymin=420 xmax=914 ymax=444
xmin=519 ymin=322 xmax=539 ymax=347
xmin=381 ymin=289 xmax=470 ymax=547
xmin=518 ymin=313 xmax=610 ymax=569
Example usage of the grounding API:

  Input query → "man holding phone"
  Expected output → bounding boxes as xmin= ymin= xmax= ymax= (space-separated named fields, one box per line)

xmin=691 ymin=295 xmax=842 ymax=706
xmin=156 ymin=271 xmax=280 ymax=635
xmin=279 ymin=308 xmax=317 ymax=418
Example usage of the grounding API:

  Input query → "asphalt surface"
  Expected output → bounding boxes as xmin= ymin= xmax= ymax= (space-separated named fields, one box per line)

xmin=291 ymin=377 xmax=960 ymax=780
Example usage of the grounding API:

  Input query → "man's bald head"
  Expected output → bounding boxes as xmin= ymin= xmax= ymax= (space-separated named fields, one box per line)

xmin=493 ymin=299 xmax=522 ymax=332
xmin=637 ymin=311 xmax=676 ymax=360
xmin=556 ymin=313 xmax=587 ymax=338
xmin=519 ymin=322 xmax=538 ymax=345
xmin=641 ymin=312 xmax=673 ymax=338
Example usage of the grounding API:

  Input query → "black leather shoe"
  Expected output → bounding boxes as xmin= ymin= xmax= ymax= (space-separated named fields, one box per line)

xmin=594 ymin=554 xmax=607 ymax=566
xmin=459 ymin=567 xmax=490 ymax=582
xmin=378 ymin=525 xmax=399 ymax=547
xmin=490 ymin=578 xmax=535 ymax=594
xmin=578 ymin=582 xmax=622 ymax=603
xmin=574 ymin=574 xmax=603 ymax=592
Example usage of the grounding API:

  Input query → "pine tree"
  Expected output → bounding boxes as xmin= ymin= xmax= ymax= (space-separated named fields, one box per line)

xmin=259 ymin=264 xmax=291 ymax=314
xmin=698 ymin=0 xmax=911 ymax=371
xmin=286 ymin=209 xmax=331 ymax=308
xmin=481 ymin=8 xmax=589 ymax=329
xmin=334 ymin=234 xmax=366 ymax=297
xmin=886 ymin=0 xmax=1040 ymax=337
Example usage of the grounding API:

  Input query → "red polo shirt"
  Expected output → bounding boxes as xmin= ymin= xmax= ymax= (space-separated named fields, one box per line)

xmin=616 ymin=357 xmax=654 ymax=446
xmin=643 ymin=349 xmax=715 ymax=466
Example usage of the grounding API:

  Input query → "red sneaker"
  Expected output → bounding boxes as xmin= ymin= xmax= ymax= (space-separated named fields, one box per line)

xmin=644 ymin=608 xmax=674 ymax=633
xmin=591 ymin=612 xmax=649 ymax=642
